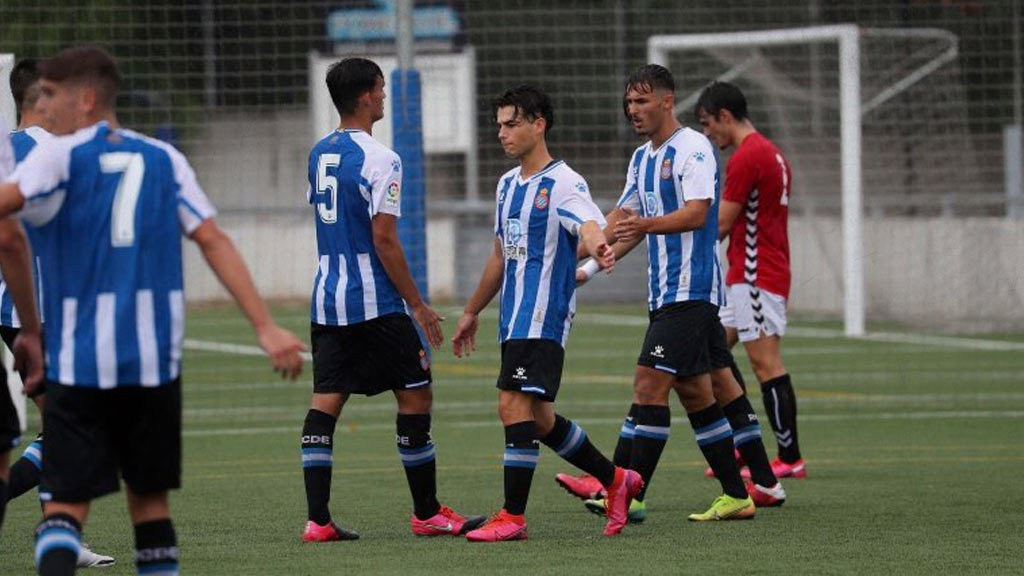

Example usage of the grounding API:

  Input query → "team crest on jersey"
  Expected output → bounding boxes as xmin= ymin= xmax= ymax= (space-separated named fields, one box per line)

xmin=660 ymin=158 xmax=672 ymax=180
xmin=419 ymin=349 xmax=429 ymax=371
xmin=534 ymin=187 xmax=549 ymax=210
xmin=385 ymin=181 xmax=401 ymax=207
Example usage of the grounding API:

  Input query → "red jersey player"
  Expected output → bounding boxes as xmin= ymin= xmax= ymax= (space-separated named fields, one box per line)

xmin=695 ymin=81 xmax=805 ymax=479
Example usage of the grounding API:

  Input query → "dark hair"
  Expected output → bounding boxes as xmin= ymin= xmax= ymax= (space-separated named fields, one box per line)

xmin=492 ymin=84 xmax=554 ymax=134
xmin=326 ymin=58 xmax=383 ymax=117
xmin=38 ymin=46 xmax=120 ymax=108
xmin=10 ymin=58 xmax=40 ymax=111
xmin=693 ymin=81 xmax=748 ymax=122
xmin=622 ymin=64 xmax=675 ymax=119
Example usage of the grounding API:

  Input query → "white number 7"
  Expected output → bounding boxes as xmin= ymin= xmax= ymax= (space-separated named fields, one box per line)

xmin=100 ymin=152 xmax=145 ymax=247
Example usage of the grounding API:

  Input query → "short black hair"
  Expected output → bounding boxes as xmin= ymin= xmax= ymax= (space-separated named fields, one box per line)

xmin=492 ymin=84 xmax=554 ymax=134
xmin=622 ymin=64 xmax=675 ymax=119
xmin=38 ymin=46 xmax=121 ymax=108
xmin=326 ymin=57 xmax=383 ymax=117
xmin=694 ymin=81 xmax=748 ymax=122
xmin=10 ymin=58 xmax=40 ymax=112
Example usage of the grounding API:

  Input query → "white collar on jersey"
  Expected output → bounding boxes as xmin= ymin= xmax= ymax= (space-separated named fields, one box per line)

xmin=647 ymin=126 xmax=685 ymax=155
xmin=516 ymin=159 xmax=564 ymax=184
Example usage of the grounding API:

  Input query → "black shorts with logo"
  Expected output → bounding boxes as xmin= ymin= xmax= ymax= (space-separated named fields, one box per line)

xmin=0 ymin=367 xmax=19 ymax=453
xmin=638 ymin=300 xmax=729 ymax=379
xmin=496 ymin=339 xmax=565 ymax=402
xmin=312 ymin=313 xmax=432 ymax=396
xmin=40 ymin=379 xmax=182 ymax=502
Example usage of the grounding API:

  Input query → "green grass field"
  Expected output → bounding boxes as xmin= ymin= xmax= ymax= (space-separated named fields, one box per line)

xmin=4 ymin=303 xmax=1024 ymax=574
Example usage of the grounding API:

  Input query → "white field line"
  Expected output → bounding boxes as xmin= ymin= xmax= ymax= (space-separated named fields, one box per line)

xmin=183 ymin=409 xmax=1024 ymax=438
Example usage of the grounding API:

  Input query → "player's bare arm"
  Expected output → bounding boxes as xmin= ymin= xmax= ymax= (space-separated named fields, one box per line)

xmin=0 ymin=216 xmax=43 ymax=393
xmin=579 ymin=220 xmax=615 ymax=273
xmin=718 ymin=199 xmax=743 ymax=240
xmin=189 ymin=219 xmax=305 ymax=379
xmin=452 ymin=237 xmax=504 ymax=358
xmin=371 ymin=212 xmax=445 ymax=349
xmin=615 ymin=198 xmax=710 ymax=242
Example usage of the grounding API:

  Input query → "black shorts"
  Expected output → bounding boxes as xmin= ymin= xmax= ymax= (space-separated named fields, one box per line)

xmin=0 ymin=367 xmax=19 ymax=452
xmin=312 ymin=313 xmax=432 ymax=396
xmin=40 ymin=379 xmax=182 ymax=503
xmin=497 ymin=339 xmax=564 ymax=402
xmin=1 ymin=325 xmax=45 ymax=399
xmin=638 ymin=300 xmax=724 ymax=379
xmin=708 ymin=316 xmax=735 ymax=371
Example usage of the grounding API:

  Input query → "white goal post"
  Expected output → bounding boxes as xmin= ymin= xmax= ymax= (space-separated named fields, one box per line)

xmin=649 ymin=24 xmax=959 ymax=337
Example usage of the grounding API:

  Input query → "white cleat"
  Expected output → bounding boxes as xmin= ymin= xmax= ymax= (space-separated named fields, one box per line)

xmin=77 ymin=544 xmax=116 ymax=568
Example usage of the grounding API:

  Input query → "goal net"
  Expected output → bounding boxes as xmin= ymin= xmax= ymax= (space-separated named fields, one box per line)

xmin=649 ymin=25 xmax=976 ymax=336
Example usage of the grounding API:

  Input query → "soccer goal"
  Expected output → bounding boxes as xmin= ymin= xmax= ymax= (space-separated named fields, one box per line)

xmin=649 ymin=24 xmax=966 ymax=337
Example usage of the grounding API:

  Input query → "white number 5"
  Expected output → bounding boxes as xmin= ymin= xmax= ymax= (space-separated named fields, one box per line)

xmin=100 ymin=152 xmax=145 ymax=247
xmin=317 ymin=154 xmax=341 ymax=224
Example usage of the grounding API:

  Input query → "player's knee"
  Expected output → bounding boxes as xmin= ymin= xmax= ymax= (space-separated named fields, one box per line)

xmin=632 ymin=376 xmax=668 ymax=405
xmin=498 ymin=392 xmax=532 ymax=424
xmin=749 ymin=356 xmax=785 ymax=383
xmin=310 ymin=392 xmax=346 ymax=417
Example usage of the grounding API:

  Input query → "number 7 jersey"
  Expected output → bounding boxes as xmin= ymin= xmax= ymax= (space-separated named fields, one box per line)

xmin=4 ymin=121 xmax=217 ymax=388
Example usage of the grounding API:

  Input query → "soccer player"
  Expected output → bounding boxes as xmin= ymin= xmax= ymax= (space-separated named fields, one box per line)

xmin=451 ymin=84 xmax=642 ymax=542
xmin=695 ymin=81 xmax=805 ymax=479
xmin=0 ymin=115 xmax=18 ymax=543
xmin=0 ymin=46 xmax=306 ymax=576
xmin=2 ymin=57 xmax=116 ymax=569
xmin=556 ymin=65 xmax=764 ymax=521
xmin=299 ymin=57 xmax=481 ymax=543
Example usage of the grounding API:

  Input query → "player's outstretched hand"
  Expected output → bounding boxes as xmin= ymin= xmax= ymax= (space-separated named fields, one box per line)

xmin=614 ymin=212 xmax=649 ymax=243
xmin=412 ymin=303 xmax=445 ymax=349
xmin=595 ymin=242 xmax=615 ymax=274
xmin=451 ymin=312 xmax=479 ymax=358
xmin=12 ymin=328 xmax=43 ymax=396
xmin=257 ymin=323 xmax=306 ymax=379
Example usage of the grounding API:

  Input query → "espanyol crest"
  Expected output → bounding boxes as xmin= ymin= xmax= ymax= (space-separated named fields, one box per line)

xmin=534 ymin=187 xmax=549 ymax=210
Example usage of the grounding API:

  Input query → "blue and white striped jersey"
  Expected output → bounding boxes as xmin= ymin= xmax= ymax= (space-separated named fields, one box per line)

xmin=617 ymin=127 xmax=724 ymax=311
xmin=3 ymin=121 xmax=217 ymax=388
xmin=308 ymin=129 xmax=406 ymax=326
xmin=495 ymin=160 xmax=605 ymax=347
xmin=0 ymin=126 xmax=51 ymax=328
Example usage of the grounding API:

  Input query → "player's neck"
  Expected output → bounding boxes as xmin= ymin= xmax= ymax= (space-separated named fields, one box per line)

xmin=649 ymin=119 xmax=682 ymax=151
xmin=518 ymin=142 xmax=553 ymax=179
xmin=338 ymin=115 xmax=373 ymax=135
xmin=734 ymin=122 xmax=757 ymax=147
xmin=17 ymin=112 xmax=43 ymax=131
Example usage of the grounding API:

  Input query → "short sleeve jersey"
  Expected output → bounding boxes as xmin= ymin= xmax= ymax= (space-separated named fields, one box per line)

xmin=723 ymin=131 xmax=791 ymax=298
xmin=3 ymin=121 xmax=217 ymax=388
xmin=307 ymin=129 xmax=406 ymax=326
xmin=494 ymin=160 xmax=605 ymax=347
xmin=616 ymin=127 xmax=724 ymax=311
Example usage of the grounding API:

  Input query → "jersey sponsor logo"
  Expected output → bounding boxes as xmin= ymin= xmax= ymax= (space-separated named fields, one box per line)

xmin=660 ymin=157 xmax=672 ymax=180
xmin=385 ymin=181 xmax=401 ymax=207
xmin=503 ymin=218 xmax=527 ymax=260
xmin=645 ymin=190 xmax=659 ymax=215
xmin=534 ymin=187 xmax=549 ymax=210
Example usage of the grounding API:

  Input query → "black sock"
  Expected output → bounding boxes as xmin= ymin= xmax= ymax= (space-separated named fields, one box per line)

xmin=301 ymin=409 xmax=337 ymax=525
xmin=135 ymin=518 xmax=178 ymax=575
xmin=761 ymin=374 xmax=801 ymax=462
xmin=541 ymin=414 xmax=615 ymax=486
xmin=502 ymin=421 xmax=539 ymax=516
xmin=723 ymin=395 xmax=776 ymax=487
xmin=7 ymin=435 xmax=42 ymax=501
xmin=688 ymin=404 xmax=746 ymax=499
xmin=397 ymin=413 xmax=440 ymax=520
xmin=631 ymin=405 xmax=670 ymax=501
xmin=728 ymin=357 xmax=748 ymax=394
xmin=612 ymin=404 xmax=638 ymax=468
xmin=35 ymin=513 xmax=80 ymax=576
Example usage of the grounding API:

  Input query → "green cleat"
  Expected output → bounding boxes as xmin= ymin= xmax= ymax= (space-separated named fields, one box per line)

xmin=583 ymin=498 xmax=647 ymax=524
xmin=687 ymin=494 xmax=755 ymax=522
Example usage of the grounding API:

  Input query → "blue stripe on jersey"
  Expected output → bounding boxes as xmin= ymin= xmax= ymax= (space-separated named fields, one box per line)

xmin=495 ymin=177 xmax=514 ymax=239
xmin=541 ymin=218 xmax=578 ymax=341
xmin=688 ymin=160 xmax=720 ymax=302
xmin=660 ymin=146 xmax=682 ymax=304
xmin=511 ymin=176 xmax=554 ymax=338
xmin=11 ymin=130 xmax=38 ymax=163
xmin=2 ymin=131 xmax=42 ymax=328
xmin=499 ymin=181 xmax=529 ymax=340
xmin=643 ymin=154 xmax=662 ymax=308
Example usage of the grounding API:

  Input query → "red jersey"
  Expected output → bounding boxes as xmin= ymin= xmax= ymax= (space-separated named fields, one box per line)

xmin=723 ymin=132 xmax=791 ymax=298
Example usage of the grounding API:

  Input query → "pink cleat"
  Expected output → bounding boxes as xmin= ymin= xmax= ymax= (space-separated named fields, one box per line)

xmin=603 ymin=467 xmax=644 ymax=536
xmin=704 ymin=450 xmax=746 ymax=478
xmin=555 ymin=473 xmax=606 ymax=500
xmin=301 ymin=520 xmax=359 ymax=542
xmin=412 ymin=505 xmax=486 ymax=536
xmin=746 ymin=480 xmax=787 ymax=507
xmin=465 ymin=510 xmax=527 ymax=542
xmin=767 ymin=458 xmax=806 ymax=479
